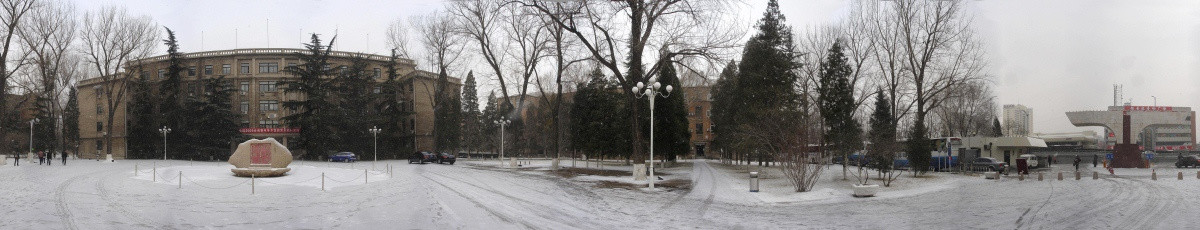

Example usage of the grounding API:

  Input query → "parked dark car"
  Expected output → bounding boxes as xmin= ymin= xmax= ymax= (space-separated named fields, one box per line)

xmin=329 ymin=152 xmax=357 ymax=162
xmin=1176 ymin=155 xmax=1200 ymax=168
xmin=437 ymin=152 xmax=456 ymax=165
xmin=409 ymin=152 xmax=438 ymax=164
xmin=970 ymin=157 xmax=1007 ymax=173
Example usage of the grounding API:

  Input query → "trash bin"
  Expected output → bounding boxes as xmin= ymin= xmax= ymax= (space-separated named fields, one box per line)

xmin=749 ymin=172 xmax=759 ymax=192
xmin=1016 ymin=159 xmax=1028 ymax=175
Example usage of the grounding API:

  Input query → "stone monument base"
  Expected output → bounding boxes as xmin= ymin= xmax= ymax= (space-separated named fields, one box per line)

xmin=232 ymin=167 xmax=291 ymax=177
xmin=1111 ymin=144 xmax=1147 ymax=168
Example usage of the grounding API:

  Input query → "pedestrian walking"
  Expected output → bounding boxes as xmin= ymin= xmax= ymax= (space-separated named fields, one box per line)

xmin=38 ymin=151 xmax=44 ymax=165
xmin=47 ymin=151 xmax=52 ymax=166
xmin=1073 ymin=155 xmax=1081 ymax=171
xmin=1093 ymin=154 xmax=1098 ymax=167
xmin=61 ymin=151 xmax=67 ymax=166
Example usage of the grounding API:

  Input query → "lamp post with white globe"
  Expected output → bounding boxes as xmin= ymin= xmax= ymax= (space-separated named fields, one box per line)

xmin=29 ymin=118 xmax=38 ymax=162
xmin=495 ymin=117 xmax=511 ymax=166
xmin=159 ymin=126 xmax=171 ymax=160
xmin=632 ymin=76 xmax=673 ymax=189
xmin=369 ymin=126 xmax=381 ymax=168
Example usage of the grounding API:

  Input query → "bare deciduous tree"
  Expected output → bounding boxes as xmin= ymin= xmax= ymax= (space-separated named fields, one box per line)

xmin=893 ymin=0 xmax=987 ymax=138
xmin=19 ymin=0 xmax=77 ymax=156
xmin=79 ymin=6 xmax=158 ymax=159
xmin=752 ymin=111 xmax=822 ymax=192
xmin=412 ymin=10 xmax=464 ymax=153
xmin=385 ymin=18 xmax=411 ymax=59
xmin=0 ymin=0 xmax=36 ymax=157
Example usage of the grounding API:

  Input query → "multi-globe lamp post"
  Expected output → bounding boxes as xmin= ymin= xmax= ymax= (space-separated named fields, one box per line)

xmin=159 ymin=126 xmax=172 ymax=160
xmin=631 ymin=76 xmax=672 ymax=189
xmin=28 ymin=118 xmax=38 ymax=163
xmin=369 ymin=126 xmax=382 ymax=168
xmin=495 ymin=117 xmax=511 ymax=166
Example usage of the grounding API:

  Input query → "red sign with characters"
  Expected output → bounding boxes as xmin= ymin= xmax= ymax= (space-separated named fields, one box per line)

xmin=239 ymin=128 xmax=300 ymax=134
xmin=1123 ymin=106 xmax=1174 ymax=112
xmin=251 ymin=143 xmax=271 ymax=164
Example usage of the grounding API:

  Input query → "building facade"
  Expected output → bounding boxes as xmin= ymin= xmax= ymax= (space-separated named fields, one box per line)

xmin=77 ymin=48 xmax=459 ymax=159
xmin=1003 ymin=104 xmax=1032 ymax=136
xmin=684 ymin=86 xmax=713 ymax=158
xmin=1066 ymin=104 xmax=1196 ymax=152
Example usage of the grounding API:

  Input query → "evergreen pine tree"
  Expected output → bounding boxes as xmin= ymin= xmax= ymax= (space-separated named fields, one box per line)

xmin=992 ymin=118 xmax=1003 ymax=137
xmin=867 ymin=89 xmax=896 ymax=174
xmin=647 ymin=61 xmax=689 ymax=162
xmin=333 ymin=57 xmax=376 ymax=158
xmin=159 ymin=27 xmax=190 ymax=158
xmin=731 ymin=0 xmax=801 ymax=165
xmin=481 ymin=91 xmax=499 ymax=153
xmin=709 ymin=61 xmax=739 ymax=160
xmin=127 ymin=69 xmax=158 ymax=159
xmin=908 ymin=122 xmax=932 ymax=174
xmin=376 ymin=49 xmax=414 ymax=159
xmin=32 ymin=86 xmax=57 ymax=155
xmin=460 ymin=71 xmax=480 ymax=154
xmin=282 ymin=34 xmax=340 ymax=160
xmin=570 ymin=68 xmax=631 ymax=160
xmin=185 ymin=76 xmax=242 ymax=161
xmin=818 ymin=41 xmax=862 ymax=173
xmin=63 ymin=88 xmax=80 ymax=155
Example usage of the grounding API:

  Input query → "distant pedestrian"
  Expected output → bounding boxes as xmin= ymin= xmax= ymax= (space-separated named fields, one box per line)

xmin=47 ymin=152 xmax=52 ymax=166
xmin=1093 ymin=154 xmax=1098 ymax=167
xmin=38 ymin=151 xmax=44 ymax=165
xmin=1073 ymin=155 xmax=1081 ymax=171
xmin=61 ymin=151 xmax=67 ymax=165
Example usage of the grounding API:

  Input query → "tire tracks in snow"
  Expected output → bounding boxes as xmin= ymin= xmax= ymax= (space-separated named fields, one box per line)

xmin=655 ymin=160 xmax=716 ymax=218
xmin=54 ymin=174 xmax=85 ymax=230
xmin=417 ymin=173 xmax=539 ymax=229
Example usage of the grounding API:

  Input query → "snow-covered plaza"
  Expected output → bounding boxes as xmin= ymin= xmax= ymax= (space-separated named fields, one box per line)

xmin=2 ymin=158 xmax=1198 ymax=229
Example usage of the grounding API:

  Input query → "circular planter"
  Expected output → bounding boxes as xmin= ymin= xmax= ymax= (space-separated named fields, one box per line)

xmin=853 ymin=184 xmax=879 ymax=197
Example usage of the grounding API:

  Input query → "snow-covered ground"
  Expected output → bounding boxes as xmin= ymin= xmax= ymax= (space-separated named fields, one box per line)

xmin=1 ymin=157 xmax=1197 ymax=229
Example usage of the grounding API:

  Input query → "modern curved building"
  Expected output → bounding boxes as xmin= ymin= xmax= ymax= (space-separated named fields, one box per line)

xmin=1065 ymin=104 xmax=1196 ymax=151
xmin=77 ymin=48 xmax=459 ymax=159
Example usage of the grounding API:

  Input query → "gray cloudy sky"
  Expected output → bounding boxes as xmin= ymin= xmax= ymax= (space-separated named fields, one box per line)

xmin=71 ymin=0 xmax=1200 ymax=134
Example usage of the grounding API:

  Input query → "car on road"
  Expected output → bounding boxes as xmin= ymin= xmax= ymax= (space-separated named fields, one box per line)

xmin=437 ymin=152 xmax=456 ymax=165
xmin=1176 ymin=155 xmax=1200 ymax=168
xmin=329 ymin=152 xmax=357 ymax=162
xmin=1018 ymin=154 xmax=1039 ymax=168
xmin=970 ymin=157 xmax=1007 ymax=173
xmin=410 ymin=151 xmax=438 ymax=164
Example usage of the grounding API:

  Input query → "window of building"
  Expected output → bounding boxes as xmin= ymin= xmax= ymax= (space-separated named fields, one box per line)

xmin=410 ymin=118 xmax=415 ymax=130
xmin=204 ymin=65 xmax=213 ymax=75
xmin=695 ymin=124 xmax=703 ymax=134
xmin=258 ymin=81 xmax=277 ymax=92
xmin=240 ymin=63 xmax=250 ymax=74
xmin=95 ymin=104 xmax=103 ymax=115
xmin=96 ymin=122 xmax=103 ymax=132
xmin=373 ymin=86 xmax=381 ymax=94
xmin=222 ymin=64 xmax=231 ymax=74
xmin=259 ymin=120 xmax=281 ymax=128
xmin=259 ymin=100 xmax=279 ymax=111
xmin=96 ymin=140 xmax=103 ymax=151
xmin=259 ymin=62 xmax=279 ymax=73
xmin=240 ymin=81 xmax=250 ymax=95
xmin=287 ymin=63 xmax=297 ymax=69
xmin=188 ymin=67 xmax=196 ymax=76
xmin=240 ymin=101 xmax=250 ymax=114
xmin=373 ymin=68 xmax=381 ymax=79
xmin=158 ymin=69 xmax=166 ymax=79
xmin=241 ymin=120 xmax=251 ymax=128
xmin=709 ymin=124 xmax=714 ymax=133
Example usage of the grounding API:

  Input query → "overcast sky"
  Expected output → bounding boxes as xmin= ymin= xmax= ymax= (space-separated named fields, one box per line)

xmin=70 ymin=0 xmax=1200 ymax=134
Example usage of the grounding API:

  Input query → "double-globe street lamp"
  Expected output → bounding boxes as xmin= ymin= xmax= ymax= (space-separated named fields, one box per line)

xmin=159 ymin=126 xmax=172 ymax=160
xmin=24 ymin=118 xmax=37 ymax=166
xmin=369 ymin=126 xmax=382 ymax=168
xmin=631 ymin=76 xmax=673 ymax=189
xmin=495 ymin=117 xmax=511 ymax=167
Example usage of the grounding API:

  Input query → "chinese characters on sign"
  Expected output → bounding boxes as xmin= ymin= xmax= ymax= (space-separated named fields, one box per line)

xmin=239 ymin=128 xmax=301 ymax=134
xmin=1123 ymin=106 xmax=1174 ymax=112
xmin=251 ymin=143 xmax=271 ymax=165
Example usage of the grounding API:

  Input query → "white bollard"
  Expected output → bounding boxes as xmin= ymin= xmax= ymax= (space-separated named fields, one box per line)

xmin=178 ymin=172 xmax=182 ymax=189
xmin=153 ymin=167 xmax=157 ymax=182
xmin=321 ymin=172 xmax=325 ymax=191
xmin=251 ymin=175 xmax=256 ymax=195
xmin=135 ymin=164 xmax=138 ymax=176
xmin=365 ymin=169 xmax=368 ymax=184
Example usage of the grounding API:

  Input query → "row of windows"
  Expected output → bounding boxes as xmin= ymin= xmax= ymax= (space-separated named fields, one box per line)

xmin=693 ymin=123 xmax=714 ymax=135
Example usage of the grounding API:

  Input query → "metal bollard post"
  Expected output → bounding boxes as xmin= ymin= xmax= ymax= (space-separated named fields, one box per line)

xmin=178 ymin=172 xmax=182 ymax=189
xmin=1093 ymin=171 xmax=1099 ymax=180
xmin=1057 ymin=172 xmax=1063 ymax=181
xmin=1179 ymin=172 xmax=1184 ymax=180
xmin=135 ymin=164 xmax=138 ymax=176
xmin=251 ymin=175 xmax=256 ymax=195
xmin=1152 ymin=169 xmax=1157 ymax=180
xmin=1038 ymin=173 xmax=1044 ymax=181
xmin=153 ymin=167 xmax=157 ymax=182
xmin=365 ymin=169 xmax=368 ymax=184
xmin=749 ymin=172 xmax=759 ymax=192
xmin=1019 ymin=173 xmax=1024 ymax=181
xmin=321 ymin=172 xmax=325 ymax=191
xmin=1075 ymin=171 xmax=1081 ymax=180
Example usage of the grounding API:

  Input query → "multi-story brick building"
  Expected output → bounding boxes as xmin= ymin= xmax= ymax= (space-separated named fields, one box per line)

xmin=76 ymin=48 xmax=459 ymax=159
xmin=683 ymin=86 xmax=713 ymax=158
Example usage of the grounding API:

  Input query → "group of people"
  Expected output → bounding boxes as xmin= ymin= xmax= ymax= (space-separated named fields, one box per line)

xmin=14 ymin=150 xmax=68 ymax=166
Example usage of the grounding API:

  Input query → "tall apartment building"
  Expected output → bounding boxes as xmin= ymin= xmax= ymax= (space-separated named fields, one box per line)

xmin=77 ymin=48 xmax=459 ymax=159
xmin=1003 ymin=104 xmax=1033 ymax=136
xmin=684 ymin=86 xmax=713 ymax=158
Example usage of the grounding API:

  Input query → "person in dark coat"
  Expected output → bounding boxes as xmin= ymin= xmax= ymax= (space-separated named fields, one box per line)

xmin=38 ymin=151 xmax=44 ymax=165
xmin=1093 ymin=154 xmax=1098 ymax=167
xmin=61 ymin=151 xmax=67 ymax=165
xmin=46 ymin=151 xmax=52 ymax=165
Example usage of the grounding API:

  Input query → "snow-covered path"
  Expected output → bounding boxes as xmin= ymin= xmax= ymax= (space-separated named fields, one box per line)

xmin=2 ymin=158 xmax=1197 ymax=229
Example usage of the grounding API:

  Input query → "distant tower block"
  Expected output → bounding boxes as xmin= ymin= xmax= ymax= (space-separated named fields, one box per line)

xmin=1113 ymin=84 xmax=1123 ymax=107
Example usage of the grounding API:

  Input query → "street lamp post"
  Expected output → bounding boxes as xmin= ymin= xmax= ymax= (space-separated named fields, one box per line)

xmin=369 ymin=126 xmax=381 ymax=168
xmin=1152 ymin=96 xmax=1157 ymax=107
xmin=28 ymin=118 xmax=37 ymax=165
xmin=495 ymin=118 xmax=511 ymax=167
xmin=159 ymin=126 xmax=171 ymax=160
xmin=631 ymin=76 xmax=673 ymax=189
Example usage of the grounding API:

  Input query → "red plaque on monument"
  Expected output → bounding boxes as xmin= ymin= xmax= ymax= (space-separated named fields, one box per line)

xmin=251 ymin=143 xmax=271 ymax=165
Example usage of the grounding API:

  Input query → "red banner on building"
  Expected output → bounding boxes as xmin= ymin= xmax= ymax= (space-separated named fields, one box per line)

xmin=1123 ymin=106 xmax=1174 ymax=112
xmin=239 ymin=128 xmax=300 ymax=134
